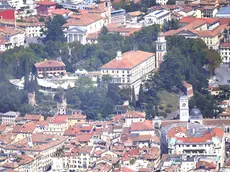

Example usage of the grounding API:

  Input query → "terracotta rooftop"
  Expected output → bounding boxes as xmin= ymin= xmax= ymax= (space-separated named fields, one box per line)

xmin=123 ymin=111 xmax=145 ymax=118
xmin=12 ymin=121 xmax=36 ymax=133
xmin=36 ymin=1 xmax=56 ymax=6
xmin=0 ymin=26 xmax=24 ymax=36
xmin=127 ymin=11 xmax=144 ymax=17
xmin=68 ymin=113 xmax=87 ymax=119
xmin=220 ymin=42 xmax=230 ymax=48
xmin=108 ymin=26 xmax=141 ymax=36
xmin=179 ymin=17 xmax=223 ymax=25
xmin=34 ymin=59 xmax=66 ymax=68
xmin=24 ymin=114 xmax=43 ymax=121
xmin=203 ymin=118 xmax=230 ymax=125
xmin=183 ymin=80 xmax=192 ymax=88
xmin=130 ymin=120 xmax=153 ymax=131
xmin=75 ymin=133 xmax=93 ymax=143
xmin=122 ymin=167 xmax=135 ymax=172
xmin=100 ymin=50 xmax=154 ymax=69
xmin=196 ymin=161 xmax=216 ymax=169
xmin=51 ymin=115 xmax=68 ymax=124
xmin=168 ymin=126 xmax=224 ymax=143
xmin=51 ymin=9 xmax=71 ymax=16
xmin=64 ymin=14 xmax=104 ymax=27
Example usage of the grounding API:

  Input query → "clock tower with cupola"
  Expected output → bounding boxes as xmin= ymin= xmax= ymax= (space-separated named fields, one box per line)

xmin=179 ymin=96 xmax=189 ymax=122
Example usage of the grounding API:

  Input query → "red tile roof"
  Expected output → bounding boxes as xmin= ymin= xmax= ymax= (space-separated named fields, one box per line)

xmin=64 ymin=14 xmax=104 ymax=27
xmin=183 ymin=81 xmax=192 ymax=88
xmin=123 ymin=111 xmax=145 ymax=118
xmin=12 ymin=122 xmax=36 ymax=133
xmin=75 ymin=133 xmax=93 ymax=143
xmin=0 ymin=124 xmax=7 ymax=131
xmin=24 ymin=114 xmax=43 ymax=121
xmin=68 ymin=113 xmax=87 ymax=120
xmin=179 ymin=17 xmax=218 ymax=24
xmin=34 ymin=59 xmax=65 ymax=68
xmin=37 ymin=1 xmax=56 ymax=6
xmin=130 ymin=120 xmax=153 ymax=131
xmin=220 ymin=42 xmax=230 ymax=48
xmin=168 ymin=126 xmax=224 ymax=143
xmin=51 ymin=9 xmax=71 ymax=16
xmin=122 ymin=167 xmax=135 ymax=172
xmin=100 ymin=50 xmax=154 ymax=69
xmin=52 ymin=116 xmax=68 ymax=124
xmin=108 ymin=26 xmax=141 ymax=36
xmin=196 ymin=161 xmax=216 ymax=169
xmin=64 ymin=127 xmax=80 ymax=136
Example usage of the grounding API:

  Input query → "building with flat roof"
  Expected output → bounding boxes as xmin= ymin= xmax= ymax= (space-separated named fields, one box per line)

xmin=100 ymin=50 xmax=155 ymax=94
xmin=144 ymin=10 xmax=171 ymax=26
xmin=216 ymin=6 xmax=230 ymax=18
xmin=111 ymin=8 xmax=126 ymax=26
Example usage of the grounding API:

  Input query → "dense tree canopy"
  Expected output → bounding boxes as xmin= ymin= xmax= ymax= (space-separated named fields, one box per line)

xmin=0 ymin=23 xmax=222 ymax=119
xmin=142 ymin=36 xmax=222 ymax=119
xmin=43 ymin=15 xmax=67 ymax=42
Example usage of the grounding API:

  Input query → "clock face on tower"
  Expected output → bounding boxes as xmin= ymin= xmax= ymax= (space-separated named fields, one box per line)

xmin=182 ymin=103 xmax=187 ymax=107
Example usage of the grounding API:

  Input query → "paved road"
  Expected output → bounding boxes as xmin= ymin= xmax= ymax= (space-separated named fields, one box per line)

xmin=212 ymin=64 xmax=230 ymax=86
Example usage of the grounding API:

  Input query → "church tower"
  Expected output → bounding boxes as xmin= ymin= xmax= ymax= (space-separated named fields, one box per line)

xmin=104 ymin=0 xmax=111 ymax=24
xmin=179 ymin=96 xmax=189 ymax=122
xmin=156 ymin=32 xmax=167 ymax=68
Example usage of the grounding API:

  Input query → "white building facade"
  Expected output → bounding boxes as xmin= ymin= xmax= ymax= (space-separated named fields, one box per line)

xmin=144 ymin=10 xmax=171 ymax=26
xmin=100 ymin=50 xmax=156 ymax=94
xmin=219 ymin=42 xmax=230 ymax=64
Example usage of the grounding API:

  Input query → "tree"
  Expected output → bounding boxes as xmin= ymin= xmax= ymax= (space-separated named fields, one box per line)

xmin=137 ymin=84 xmax=145 ymax=108
xmin=206 ymin=49 xmax=222 ymax=76
xmin=162 ymin=19 xmax=179 ymax=32
xmin=131 ymin=87 xmax=136 ymax=108
xmin=43 ymin=15 xmax=67 ymax=42
xmin=100 ymin=26 xmax=109 ymax=35
xmin=189 ymin=92 xmax=223 ymax=118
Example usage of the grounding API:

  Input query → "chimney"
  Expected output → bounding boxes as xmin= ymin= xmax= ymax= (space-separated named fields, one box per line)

xmin=116 ymin=51 xmax=122 ymax=60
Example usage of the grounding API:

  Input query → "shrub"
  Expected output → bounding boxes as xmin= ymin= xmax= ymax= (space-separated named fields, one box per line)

xmin=159 ymin=105 xmax=165 ymax=110
xmin=165 ymin=109 xmax=172 ymax=113
xmin=158 ymin=112 xmax=167 ymax=118
xmin=167 ymin=104 xmax=173 ymax=108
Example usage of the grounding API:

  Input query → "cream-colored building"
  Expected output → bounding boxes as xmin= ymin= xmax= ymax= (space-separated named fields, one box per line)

xmin=164 ymin=17 xmax=228 ymax=50
xmin=34 ymin=59 xmax=67 ymax=77
xmin=1 ymin=134 xmax=68 ymax=171
xmin=63 ymin=13 xmax=105 ymax=45
xmin=0 ymin=19 xmax=45 ymax=38
xmin=52 ymin=146 xmax=94 ymax=171
xmin=0 ymin=26 xmax=25 ymax=51
xmin=100 ymin=50 xmax=156 ymax=94
xmin=219 ymin=42 xmax=230 ymax=63
xmin=0 ymin=111 xmax=19 ymax=126
xmin=44 ymin=116 xmax=68 ymax=135
xmin=163 ymin=124 xmax=225 ymax=170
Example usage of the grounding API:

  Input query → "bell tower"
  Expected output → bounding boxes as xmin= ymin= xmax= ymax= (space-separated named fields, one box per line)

xmin=156 ymin=32 xmax=167 ymax=68
xmin=104 ymin=0 xmax=111 ymax=24
xmin=179 ymin=96 xmax=189 ymax=122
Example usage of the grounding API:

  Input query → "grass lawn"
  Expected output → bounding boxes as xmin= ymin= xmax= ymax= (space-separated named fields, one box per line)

xmin=157 ymin=90 xmax=179 ymax=117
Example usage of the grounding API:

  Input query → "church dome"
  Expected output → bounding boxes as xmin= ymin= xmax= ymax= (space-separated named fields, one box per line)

xmin=190 ymin=107 xmax=202 ymax=119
